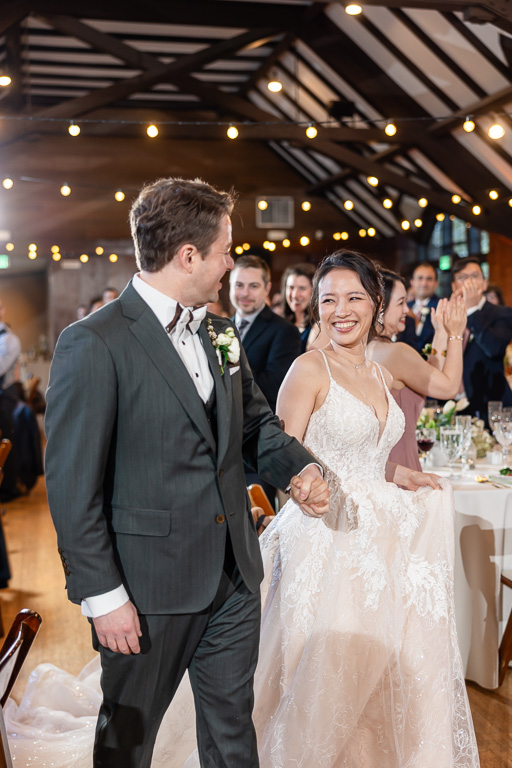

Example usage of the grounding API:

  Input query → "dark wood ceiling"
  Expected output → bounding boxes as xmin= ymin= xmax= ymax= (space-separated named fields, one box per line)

xmin=2 ymin=0 xmax=512 ymax=272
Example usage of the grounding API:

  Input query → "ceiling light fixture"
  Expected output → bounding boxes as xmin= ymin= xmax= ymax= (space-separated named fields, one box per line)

xmin=146 ymin=124 xmax=159 ymax=138
xmin=305 ymin=123 xmax=318 ymax=139
xmin=267 ymin=80 xmax=282 ymax=93
xmin=345 ymin=4 xmax=362 ymax=15
xmin=463 ymin=117 xmax=475 ymax=133
xmin=384 ymin=122 xmax=397 ymax=137
xmin=68 ymin=121 xmax=80 ymax=137
xmin=451 ymin=194 xmax=461 ymax=204
xmin=488 ymin=123 xmax=505 ymax=139
xmin=60 ymin=184 xmax=71 ymax=196
xmin=227 ymin=124 xmax=239 ymax=139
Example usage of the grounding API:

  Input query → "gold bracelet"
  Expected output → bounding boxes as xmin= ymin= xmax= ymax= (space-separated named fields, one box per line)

xmin=448 ymin=335 xmax=463 ymax=341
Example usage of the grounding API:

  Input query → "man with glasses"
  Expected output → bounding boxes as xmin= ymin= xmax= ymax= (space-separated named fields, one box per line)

xmin=451 ymin=257 xmax=512 ymax=424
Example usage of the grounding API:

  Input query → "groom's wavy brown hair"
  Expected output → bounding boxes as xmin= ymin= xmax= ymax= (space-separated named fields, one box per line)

xmin=130 ymin=177 xmax=236 ymax=272
xmin=309 ymin=250 xmax=384 ymax=339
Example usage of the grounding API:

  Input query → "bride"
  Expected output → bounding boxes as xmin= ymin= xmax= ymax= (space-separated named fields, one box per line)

xmin=5 ymin=250 xmax=479 ymax=767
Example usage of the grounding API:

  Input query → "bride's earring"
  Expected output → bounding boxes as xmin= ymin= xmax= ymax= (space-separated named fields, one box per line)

xmin=377 ymin=310 xmax=384 ymax=326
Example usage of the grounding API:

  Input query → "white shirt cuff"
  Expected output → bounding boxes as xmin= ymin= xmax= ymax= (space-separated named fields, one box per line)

xmin=81 ymin=585 xmax=130 ymax=618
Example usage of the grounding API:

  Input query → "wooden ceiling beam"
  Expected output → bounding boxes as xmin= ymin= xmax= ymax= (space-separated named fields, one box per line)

xmin=430 ymin=83 xmax=512 ymax=136
xmin=0 ymin=0 xmax=30 ymax=37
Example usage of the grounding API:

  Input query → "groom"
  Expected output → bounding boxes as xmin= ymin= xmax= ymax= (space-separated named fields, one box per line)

xmin=45 ymin=177 xmax=328 ymax=768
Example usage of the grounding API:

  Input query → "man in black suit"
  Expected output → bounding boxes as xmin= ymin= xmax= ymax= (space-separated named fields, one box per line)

xmin=229 ymin=255 xmax=301 ymax=413
xmin=400 ymin=262 xmax=439 ymax=352
xmin=451 ymin=257 xmax=512 ymax=424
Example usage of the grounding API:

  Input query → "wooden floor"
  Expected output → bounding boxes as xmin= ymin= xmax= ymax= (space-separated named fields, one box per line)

xmin=0 ymin=476 xmax=511 ymax=766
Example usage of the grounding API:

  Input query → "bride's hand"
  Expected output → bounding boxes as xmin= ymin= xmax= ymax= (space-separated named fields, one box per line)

xmin=289 ymin=468 xmax=330 ymax=517
xmin=392 ymin=463 xmax=442 ymax=491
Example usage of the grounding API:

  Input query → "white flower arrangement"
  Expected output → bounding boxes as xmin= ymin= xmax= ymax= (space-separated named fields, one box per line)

xmin=207 ymin=320 xmax=240 ymax=374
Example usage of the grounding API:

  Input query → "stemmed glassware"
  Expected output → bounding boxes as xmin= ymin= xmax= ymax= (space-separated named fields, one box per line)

xmin=416 ymin=427 xmax=436 ymax=468
xmin=439 ymin=426 xmax=463 ymax=478
xmin=488 ymin=401 xmax=502 ymax=435
xmin=454 ymin=415 xmax=472 ymax=474
xmin=494 ymin=418 xmax=512 ymax=465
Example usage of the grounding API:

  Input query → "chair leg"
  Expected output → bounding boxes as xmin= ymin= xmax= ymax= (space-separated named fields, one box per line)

xmin=0 ymin=602 xmax=3 ymax=639
xmin=498 ymin=575 xmax=512 ymax=686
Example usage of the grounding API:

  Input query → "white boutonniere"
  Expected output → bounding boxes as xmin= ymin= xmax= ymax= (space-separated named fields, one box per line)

xmin=207 ymin=319 xmax=240 ymax=375
xmin=420 ymin=306 xmax=430 ymax=319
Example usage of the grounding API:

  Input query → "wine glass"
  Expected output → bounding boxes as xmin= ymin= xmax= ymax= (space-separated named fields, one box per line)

xmin=454 ymin=415 xmax=472 ymax=474
xmin=416 ymin=427 xmax=436 ymax=468
xmin=494 ymin=419 xmax=512 ymax=465
xmin=440 ymin=426 xmax=463 ymax=478
xmin=488 ymin=401 xmax=502 ymax=435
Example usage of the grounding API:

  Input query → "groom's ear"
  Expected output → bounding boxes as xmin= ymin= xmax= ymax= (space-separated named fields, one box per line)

xmin=176 ymin=243 xmax=198 ymax=274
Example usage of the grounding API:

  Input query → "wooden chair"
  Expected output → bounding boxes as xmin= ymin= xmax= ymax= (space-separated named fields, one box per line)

xmin=0 ymin=609 xmax=42 ymax=707
xmin=498 ymin=570 xmax=512 ymax=685
xmin=248 ymin=483 xmax=275 ymax=536
xmin=0 ymin=442 xmax=11 ymax=491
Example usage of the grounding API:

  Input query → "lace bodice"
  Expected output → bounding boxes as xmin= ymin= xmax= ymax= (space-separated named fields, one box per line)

xmin=304 ymin=351 xmax=405 ymax=486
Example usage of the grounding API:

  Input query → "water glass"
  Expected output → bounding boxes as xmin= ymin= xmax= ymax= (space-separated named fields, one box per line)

xmin=440 ymin=427 xmax=463 ymax=478
xmin=488 ymin=401 xmax=502 ymax=435
xmin=494 ymin=420 xmax=512 ymax=465
xmin=454 ymin=415 xmax=472 ymax=473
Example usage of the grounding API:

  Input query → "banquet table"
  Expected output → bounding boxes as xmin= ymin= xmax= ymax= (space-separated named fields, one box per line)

xmin=435 ymin=462 xmax=512 ymax=689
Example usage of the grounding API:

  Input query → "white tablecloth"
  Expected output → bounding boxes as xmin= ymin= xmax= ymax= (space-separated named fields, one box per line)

xmin=438 ymin=464 xmax=512 ymax=689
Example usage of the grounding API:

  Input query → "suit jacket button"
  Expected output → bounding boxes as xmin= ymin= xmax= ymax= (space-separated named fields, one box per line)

xmin=218 ymin=469 xmax=224 ymax=477
xmin=215 ymin=514 xmax=226 ymax=524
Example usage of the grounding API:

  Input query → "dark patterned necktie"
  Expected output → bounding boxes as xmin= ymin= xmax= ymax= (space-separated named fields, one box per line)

xmin=238 ymin=318 xmax=249 ymax=338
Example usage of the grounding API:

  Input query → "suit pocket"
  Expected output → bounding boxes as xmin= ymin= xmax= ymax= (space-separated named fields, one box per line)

xmin=110 ymin=505 xmax=171 ymax=536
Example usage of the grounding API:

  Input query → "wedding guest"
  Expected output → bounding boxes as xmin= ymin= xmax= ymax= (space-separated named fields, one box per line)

xmin=76 ymin=304 xmax=88 ymax=321
xmin=102 ymin=286 xmax=119 ymax=304
xmin=368 ymin=268 xmax=465 ymax=470
xmin=0 ymin=297 xmax=22 ymax=502
xmin=484 ymin=284 xmax=504 ymax=306
xmin=270 ymin=291 xmax=283 ymax=315
xmin=87 ymin=295 xmax=103 ymax=314
xmin=399 ymin=262 xmax=439 ymax=352
xmin=451 ymin=256 xmax=512 ymax=424
xmin=281 ymin=262 xmax=316 ymax=351
xmin=45 ymin=177 xmax=328 ymax=768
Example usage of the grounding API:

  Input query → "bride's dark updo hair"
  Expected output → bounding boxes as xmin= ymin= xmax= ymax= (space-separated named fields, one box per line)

xmin=310 ymin=250 xmax=384 ymax=338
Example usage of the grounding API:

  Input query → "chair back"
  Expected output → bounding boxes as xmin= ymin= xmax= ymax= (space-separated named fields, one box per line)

xmin=0 ymin=609 xmax=42 ymax=707
xmin=0 ymin=442 xmax=11 ymax=488
xmin=247 ymin=483 xmax=275 ymax=518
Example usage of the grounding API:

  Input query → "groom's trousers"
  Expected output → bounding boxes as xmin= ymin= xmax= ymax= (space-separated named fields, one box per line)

xmin=92 ymin=536 xmax=261 ymax=768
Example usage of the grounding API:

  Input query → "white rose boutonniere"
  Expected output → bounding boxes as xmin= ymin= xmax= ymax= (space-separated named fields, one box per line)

xmin=420 ymin=306 xmax=430 ymax=319
xmin=207 ymin=319 xmax=240 ymax=374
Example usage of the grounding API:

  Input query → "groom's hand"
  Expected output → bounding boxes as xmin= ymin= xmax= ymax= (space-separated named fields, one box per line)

xmin=93 ymin=601 xmax=142 ymax=654
xmin=289 ymin=466 xmax=330 ymax=518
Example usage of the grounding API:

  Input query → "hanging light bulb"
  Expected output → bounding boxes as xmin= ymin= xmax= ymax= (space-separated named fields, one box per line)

xmin=359 ymin=228 xmax=367 ymax=237
xmin=68 ymin=121 xmax=80 ymax=137
xmin=234 ymin=245 xmax=244 ymax=255
xmin=282 ymin=238 xmax=290 ymax=247
xmin=267 ymin=80 xmax=282 ymax=93
xmin=463 ymin=117 xmax=475 ymax=133
xmin=95 ymin=246 xmax=104 ymax=255
xmin=257 ymin=199 xmax=268 ymax=211
xmin=242 ymin=242 xmax=250 ymax=250
xmin=436 ymin=213 xmax=445 ymax=221
xmin=51 ymin=245 xmax=60 ymax=253
xmin=414 ymin=219 xmax=423 ymax=227
xmin=367 ymin=176 xmax=379 ymax=186
xmin=80 ymin=253 xmax=89 ymax=263
xmin=263 ymin=241 xmax=270 ymax=249
xmin=300 ymin=236 xmax=310 ymax=246
xmin=367 ymin=227 xmax=376 ymax=237
xmin=345 ymin=4 xmax=362 ymax=14
xmin=488 ymin=123 xmax=505 ymax=140
xmin=301 ymin=201 xmax=312 ymax=211
xmin=227 ymin=124 xmax=239 ymax=139
xmin=28 ymin=251 xmax=37 ymax=260
xmin=509 ymin=198 xmax=512 ymax=208
xmin=305 ymin=123 xmax=318 ymax=139
xmin=401 ymin=220 xmax=410 ymax=230
xmin=344 ymin=200 xmax=354 ymax=211
xmin=418 ymin=197 xmax=428 ymax=208
xmin=146 ymin=124 xmax=159 ymax=138
xmin=472 ymin=204 xmax=481 ymax=215
xmin=268 ymin=242 xmax=276 ymax=251
xmin=341 ymin=232 xmax=349 ymax=240
xmin=489 ymin=189 xmax=499 ymax=200
xmin=60 ymin=184 xmax=71 ymax=196
xmin=2 ymin=178 xmax=13 ymax=190
xmin=114 ymin=190 xmax=125 ymax=202
xmin=52 ymin=251 xmax=61 ymax=262
xmin=451 ymin=194 xmax=461 ymax=204
xmin=28 ymin=243 xmax=37 ymax=251
xmin=5 ymin=242 xmax=14 ymax=251
xmin=109 ymin=253 xmax=118 ymax=263
xmin=382 ymin=198 xmax=393 ymax=209
xmin=0 ymin=75 xmax=11 ymax=87
xmin=384 ymin=122 xmax=397 ymax=137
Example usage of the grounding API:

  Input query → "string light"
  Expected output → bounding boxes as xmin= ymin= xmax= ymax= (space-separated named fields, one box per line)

xmin=489 ymin=189 xmax=499 ymax=200
xmin=95 ymin=246 xmax=104 ymax=255
xmin=234 ymin=245 xmax=244 ymax=255
xmin=488 ymin=123 xmax=505 ymax=139
xmin=242 ymin=242 xmax=250 ymax=250
xmin=51 ymin=245 xmax=60 ymax=253
xmin=267 ymin=242 xmax=276 ymax=251
xmin=282 ymin=238 xmax=291 ymax=247
xmin=60 ymin=184 xmax=71 ymax=196
xmin=367 ymin=176 xmax=379 ymax=186
xmin=344 ymin=200 xmax=354 ymax=210
xmin=2 ymin=178 xmax=13 ymax=189
xmin=382 ymin=198 xmax=393 ymax=209
xmin=401 ymin=221 xmax=410 ymax=230
xmin=80 ymin=253 xmax=89 ymax=263
xmin=300 ymin=236 xmax=310 ymax=246
xmin=301 ymin=201 xmax=311 ymax=211
xmin=436 ymin=213 xmax=445 ymax=221
xmin=5 ymin=243 xmax=14 ymax=251
xmin=52 ymin=252 xmax=61 ymax=261
xmin=384 ymin=122 xmax=397 ymax=137
xmin=28 ymin=243 xmax=37 ymax=251
xmin=114 ymin=190 xmax=125 ymax=202
xmin=109 ymin=253 xmax=118 ymax=263
xmin=227 ymin=124 xmax=239 ymax=139
xmin=451 ymin=194 xmax=461 ymax=204
xmin=368 ymin=227 xmax=376 ymax=237
xmin=359 ymin=229 xmax=367 ymax=237
xmin=509 ymin=198 xmax=512 ymax=207
xmin=345 ymin=4 xmax=362 ymax=14
xmin=267 ymin=80 xmax=282 ymax=93
xmin=0 ymin=76 xmax=11 ymax=87
xmin=305 ymin=123 xmax=318 ymax=139
xmin=418 ymin=197 xmax=428 ymax=207
xmin=68 ymin=121 xmax=80 ymax=136
xmin=333 ymin=232 xmax=341 ymax=240
xmin=341 ymin=232 xmax=349 ymax=240
xmin=414 ymin=219 xmax=423 ymax=227
xmin=263 ymin=240 xmax=270 ymax=249
xmin=28 ymin=251 xmax=37 ymax=260
xmin=472 ymin=204 xmax=481 ymax=215
xmin=463 ymin=117 xmax=475 ymax=133
xmin=257 ymin=199 xmax=268 ymax=211
xmin=146 ymin=124 xmax=159 ymax=138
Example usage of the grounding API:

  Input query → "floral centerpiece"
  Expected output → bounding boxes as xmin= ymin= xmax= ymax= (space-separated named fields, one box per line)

xmin=417 ymin=398 xmax=494 ymax=458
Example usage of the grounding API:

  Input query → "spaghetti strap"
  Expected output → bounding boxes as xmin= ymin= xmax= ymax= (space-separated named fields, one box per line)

xmin=318 ymin=349 xmax=334 ymax=381
xmin=373 ymin=361 xmax=389 ymax=392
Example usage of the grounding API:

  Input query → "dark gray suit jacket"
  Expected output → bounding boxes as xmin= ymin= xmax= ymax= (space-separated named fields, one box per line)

xmin=45 ymin=282 xmax=311 ymax=615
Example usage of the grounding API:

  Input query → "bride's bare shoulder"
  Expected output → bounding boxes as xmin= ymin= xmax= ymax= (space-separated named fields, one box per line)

xmin=290 ymin=348 xmax=329 ymax=376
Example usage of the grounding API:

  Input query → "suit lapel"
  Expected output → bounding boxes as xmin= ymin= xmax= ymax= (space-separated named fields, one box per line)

xmin=198 ymin=320 xmax=232 ymax=464
xmin=121 ymin=285 xmax=217 ymax=455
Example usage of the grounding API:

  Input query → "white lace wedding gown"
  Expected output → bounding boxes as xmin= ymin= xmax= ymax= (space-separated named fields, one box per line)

xmin=5 ymin=353 xmax=479 ymax=767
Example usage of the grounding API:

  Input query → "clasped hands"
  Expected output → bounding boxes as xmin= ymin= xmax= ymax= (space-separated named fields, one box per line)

xmin=289 ymin=465 xmax=330 ymax=518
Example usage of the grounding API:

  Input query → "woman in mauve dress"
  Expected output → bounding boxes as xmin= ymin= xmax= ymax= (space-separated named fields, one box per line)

xmin=368 ymin=268 xmax=466 ymax=470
